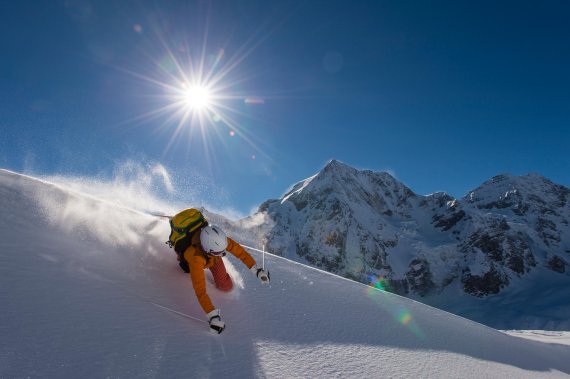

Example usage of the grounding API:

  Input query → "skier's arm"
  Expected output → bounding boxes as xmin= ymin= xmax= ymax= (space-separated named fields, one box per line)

xmin=187 ymin=254 xmax=216 ymax=314
xmin=226 ymin=237 xmax=256 ymax=268
xmin=226 ymin=238 xmax=271 ymax=284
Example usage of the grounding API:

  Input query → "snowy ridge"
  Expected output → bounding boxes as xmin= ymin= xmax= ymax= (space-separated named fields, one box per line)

xmin=281 ymin=173 xmax=319 ymax=204
xmin=259 ymin=160 xmax=570 ymax=329
xmin=2 ymin=169 xmax=570 ymax=377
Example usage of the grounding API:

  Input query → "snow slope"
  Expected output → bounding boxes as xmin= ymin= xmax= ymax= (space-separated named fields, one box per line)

xmin=1 ymin=169 xmax=570 ymax=378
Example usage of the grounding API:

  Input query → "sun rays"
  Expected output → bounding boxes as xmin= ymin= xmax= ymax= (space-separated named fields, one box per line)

xmin=116 ymin=18 xmax=273 ymax=169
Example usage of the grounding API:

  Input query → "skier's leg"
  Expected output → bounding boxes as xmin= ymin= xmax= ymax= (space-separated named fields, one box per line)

xmin=209 ymin=257 xmax=233 ymax=292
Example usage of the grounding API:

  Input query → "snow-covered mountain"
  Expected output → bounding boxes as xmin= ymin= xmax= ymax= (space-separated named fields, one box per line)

xmin=3 ymin=170 xmax=570 ymax=377
xmin=258 ymin=160 xmax=570 ymax=329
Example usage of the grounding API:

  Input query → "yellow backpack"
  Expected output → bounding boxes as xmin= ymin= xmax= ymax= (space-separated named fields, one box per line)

xmin=167 ymin=208 xmax=207 ymax=254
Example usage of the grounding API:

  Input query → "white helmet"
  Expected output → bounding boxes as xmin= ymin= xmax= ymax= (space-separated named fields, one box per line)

xmin=200 ymin=225 xmax=228 ymax=255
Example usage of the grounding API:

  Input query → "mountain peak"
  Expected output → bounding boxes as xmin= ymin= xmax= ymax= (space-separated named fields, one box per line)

xmin=481 ymin=172 xmax=556 ymax=188
xmin=461 ymin=172 xmax=570 ymax=222
xmin=467 ymin=172 xmax=567 ymax=200
xmin=326 ymin=158 xmax=341 ymax=167
xmin=322 ymin=159 xmax=354 ymax=174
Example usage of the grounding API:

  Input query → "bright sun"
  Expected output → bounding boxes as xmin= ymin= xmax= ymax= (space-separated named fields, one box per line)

xmin=129 ymin=34 xmax=267 ymax=157
xmin=183 ymin=84 xmax=212 ymax=111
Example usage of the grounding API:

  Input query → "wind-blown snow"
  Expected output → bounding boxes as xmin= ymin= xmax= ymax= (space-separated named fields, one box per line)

xmin=1 ymin=169 xmax=569 ymax=378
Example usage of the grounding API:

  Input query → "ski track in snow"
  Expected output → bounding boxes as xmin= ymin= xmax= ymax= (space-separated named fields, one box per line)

xmin=1 ymin=169 xmax=570 ymax=378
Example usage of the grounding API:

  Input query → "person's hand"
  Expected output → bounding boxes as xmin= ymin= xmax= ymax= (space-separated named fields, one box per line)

xmin=250 ymin=266 xmax=270 ymax=284
xmin=207 ymin=309 xmax=225 ymax=334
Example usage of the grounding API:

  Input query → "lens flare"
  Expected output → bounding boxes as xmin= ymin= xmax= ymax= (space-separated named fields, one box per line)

xmin=368 ymin=274 xmax=390 ymax=291
xmin=244 ymin=97 xmax=265 ymax=105
xmin=366 ymin=275 xmax=425 ymax=339
xmin=398 ymin=310 xmax=413 ymax=326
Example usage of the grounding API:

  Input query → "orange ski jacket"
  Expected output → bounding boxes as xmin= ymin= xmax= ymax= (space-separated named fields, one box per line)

xmin=183 ymin=232 xmax=256 ymax=314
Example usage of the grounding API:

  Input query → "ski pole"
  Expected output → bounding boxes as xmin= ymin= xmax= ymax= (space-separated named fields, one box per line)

xmin=262 ymin=244 xmax=265 ymax=270
xmin=150 ymin=302 xmax=207 ymax=324
xmin=148 ymin=212 xmax=173 ymax=220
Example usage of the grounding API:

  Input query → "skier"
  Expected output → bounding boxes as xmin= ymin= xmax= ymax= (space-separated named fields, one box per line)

xmin=179 ymin=224 xmax=270 ymax=334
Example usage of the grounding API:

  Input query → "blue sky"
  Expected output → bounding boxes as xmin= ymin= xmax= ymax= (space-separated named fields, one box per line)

xmin=1 ymin=0 xmax=569 ymax=215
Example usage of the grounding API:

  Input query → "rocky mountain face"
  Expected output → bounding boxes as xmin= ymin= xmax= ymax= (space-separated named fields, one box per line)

xmin=255 ymin=160 xmax=570 ymax=328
